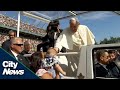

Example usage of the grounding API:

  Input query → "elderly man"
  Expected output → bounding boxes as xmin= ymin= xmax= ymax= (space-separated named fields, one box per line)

xmin=8 ymin=37 xmax=30 ymax=68
xmin=21 ymin=41 xmax=32 ymax=55
xmin=8 ymin=37 xmax=54 ymax=79
xmin=54 ymin=18 xmax=95 ymax=77
xmin=21 ymin=41 xmax=33 ymax=69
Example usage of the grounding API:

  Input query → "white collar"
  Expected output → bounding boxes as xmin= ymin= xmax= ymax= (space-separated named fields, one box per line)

xmin=11 ymin=50 xmax=18 ymax=60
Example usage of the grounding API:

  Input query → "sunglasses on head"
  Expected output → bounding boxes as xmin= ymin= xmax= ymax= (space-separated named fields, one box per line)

xmin=13 ymin=44 xmax=23 ymax=46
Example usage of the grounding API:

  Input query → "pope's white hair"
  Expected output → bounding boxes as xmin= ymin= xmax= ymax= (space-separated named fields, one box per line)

xmin=70 ymin=17 xmax=79 ymax=22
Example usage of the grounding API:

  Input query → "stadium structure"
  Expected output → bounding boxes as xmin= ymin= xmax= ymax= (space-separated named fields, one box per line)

xmin=0 ymin=11 xmax=120 ymax=52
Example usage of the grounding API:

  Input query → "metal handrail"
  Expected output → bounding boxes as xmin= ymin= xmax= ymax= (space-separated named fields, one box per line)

xmin=24 ymin=52 xmax=79 ymax=57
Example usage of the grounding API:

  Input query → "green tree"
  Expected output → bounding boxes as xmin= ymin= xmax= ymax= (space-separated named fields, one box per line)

xmin=100 ymin=38 xmax=108 ymax=44
xmin=100 ymin=37 xmax=120 ymax=44
xmin=95 ymin=40 xmax=98 ymax=45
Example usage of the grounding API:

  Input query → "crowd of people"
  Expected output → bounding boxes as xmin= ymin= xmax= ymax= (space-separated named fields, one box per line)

xmin=0 ymin=14 xmax=46 ymax=36
xmin=0 ymin=34 xmax=8 ymax=46
xmin=0 ymin=33 xmax=42 ymax=52
xmin=34 ymin=18 xmax=95 ymax=79
xmin=1 ymin=13 xmax=120 ymax=79
xmin=0 ymin=16 xmax=96 ymax=79
xmin=0 ymin=13 xmax=45 ymax=52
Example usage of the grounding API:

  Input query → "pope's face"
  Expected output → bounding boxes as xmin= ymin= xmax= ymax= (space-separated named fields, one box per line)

xmin=70 ymin=20 xmax=78 ymax=32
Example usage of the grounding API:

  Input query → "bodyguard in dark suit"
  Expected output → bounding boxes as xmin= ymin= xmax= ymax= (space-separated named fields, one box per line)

xmin=95 ymin=49 xmax=120 ymax=78
xmin=8 ymin=37 xmax=30 ymax=68
xmin=95 ymin=63 xmax=115 ymax=78
xmin=2 ymin=30 xmax=16 ymax=52
xmin=95 ymin=50 xmax=110 ymax=77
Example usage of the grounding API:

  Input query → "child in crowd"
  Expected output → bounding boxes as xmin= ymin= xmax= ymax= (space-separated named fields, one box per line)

xmin=39 ymin=47 xmax=66 ymax=79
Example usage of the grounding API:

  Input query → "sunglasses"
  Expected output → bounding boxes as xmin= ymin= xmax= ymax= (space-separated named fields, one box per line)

xmin=13 ymin=44 xmax=23 ymax=46
xmin=9 ymin=35 xmax=15 ymax=36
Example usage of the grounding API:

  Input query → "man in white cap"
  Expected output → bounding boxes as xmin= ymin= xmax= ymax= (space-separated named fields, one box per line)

xmin=54 ymin=17 xmax=95 ymax=77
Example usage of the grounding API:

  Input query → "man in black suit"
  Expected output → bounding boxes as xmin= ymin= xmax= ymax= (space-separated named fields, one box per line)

xmin=8 ymin=37 xmax=53 ymax=79
xmin=95 ymin=50 xmax=111 ymax=78
xmin=95 ymin=49 xmax=120 ymax=78
xmin=2 ymin=30 xmax=16 ymax=52
xmin=8 ymin=37 xmax=30 ymax=68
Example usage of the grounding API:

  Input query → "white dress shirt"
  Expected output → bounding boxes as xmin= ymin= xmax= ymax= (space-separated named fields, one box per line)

xmin=11 ymin=50 xmax=18 ymax=60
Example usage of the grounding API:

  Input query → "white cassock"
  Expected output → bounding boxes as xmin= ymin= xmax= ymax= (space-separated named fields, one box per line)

xmin=54 ymin=25 xmax=95 ymax=77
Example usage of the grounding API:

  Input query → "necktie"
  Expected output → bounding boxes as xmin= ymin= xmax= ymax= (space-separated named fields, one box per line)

xmin=17 ymin=54 xmax=23 ymax=61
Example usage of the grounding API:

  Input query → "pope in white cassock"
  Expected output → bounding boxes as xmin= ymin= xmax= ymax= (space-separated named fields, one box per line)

xmin=54 ymin=18 xmax=95 ymax=77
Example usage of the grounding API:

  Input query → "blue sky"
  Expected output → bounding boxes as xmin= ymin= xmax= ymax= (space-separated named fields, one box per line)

xmin=0 ymin=11 xmax=120 ymax=43
xmin=60 ymin=11 xmax=120 ymax=43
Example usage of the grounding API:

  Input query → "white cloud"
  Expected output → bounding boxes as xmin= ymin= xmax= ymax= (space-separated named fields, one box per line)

xmin=79 ymin=11 xmax=114 ymax=21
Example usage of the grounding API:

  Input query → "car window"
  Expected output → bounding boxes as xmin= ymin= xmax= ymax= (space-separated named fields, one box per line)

xmin=92 ymin=46 xmax=120 ymax=79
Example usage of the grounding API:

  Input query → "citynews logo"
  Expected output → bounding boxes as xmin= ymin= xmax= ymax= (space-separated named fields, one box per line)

xmin=2 ymin=61 xmax=24 ymax=75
